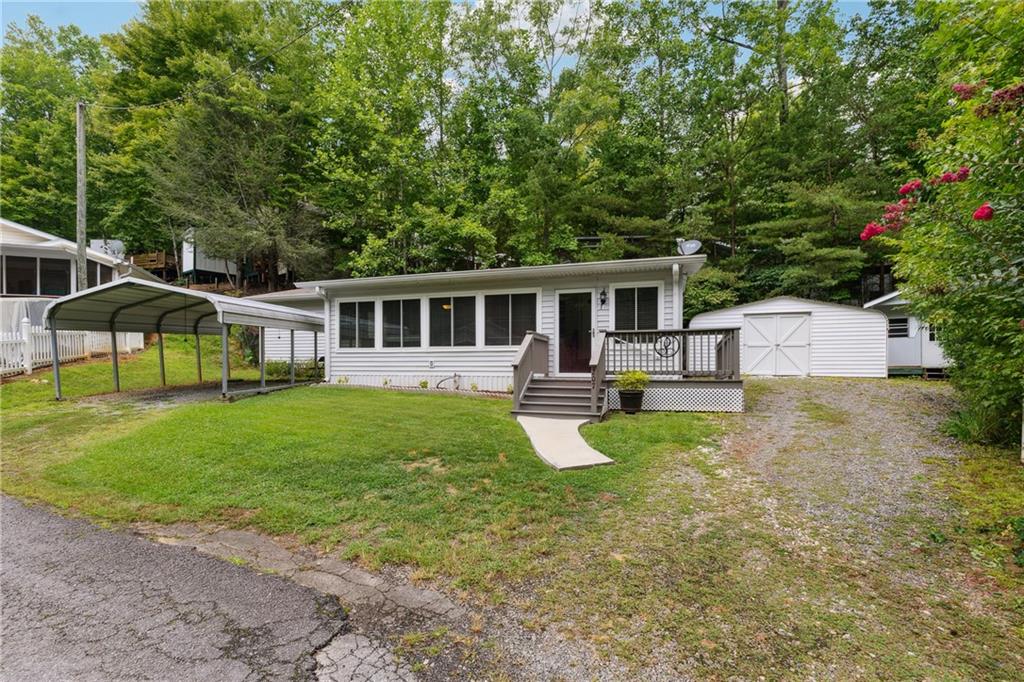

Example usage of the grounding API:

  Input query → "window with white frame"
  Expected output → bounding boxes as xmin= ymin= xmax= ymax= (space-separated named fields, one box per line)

xmin=613 ymin=286 xmax=659 ymax=330
xmin=888 ymin=318 xmax=909 ymax=338
xmin=382 ymin=299 xmax=421 ymax=347
xmin=338 ymin=301 xmax=375 ymax=348
xmin=429 ymin=296 xmax=475 ymax=346
xmin=484 ymin=293 xmax=536 ymax=345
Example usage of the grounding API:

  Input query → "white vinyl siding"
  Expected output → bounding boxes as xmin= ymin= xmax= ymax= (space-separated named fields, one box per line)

xmin=260 ymin=299 xmax=324 ymax=361
xmin=323 ymin=272 xmax=679 ymax=384
xmin=690 ymin=297 xmax=887 ymax=378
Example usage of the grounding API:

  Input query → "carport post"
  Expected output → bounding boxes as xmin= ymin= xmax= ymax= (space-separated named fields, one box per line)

xmin=289 ymin=329 xmax=295 ymax=385
xmin=50 ymin=324 xmax=62 ymax=400
xmin=313 ymin=332 xmax=319 ymax=380
xmin=259 ymin=327 xmax=266 ymax=388
xmin=110 ymin=327 xmax=120 ymax=392
xmin=195 ymin=333 xmax=203 ymax=383
xmin=157 ymin=332 xmax=166 ymax=386
xmin=221 ymin=324 xmax=229 ymax=396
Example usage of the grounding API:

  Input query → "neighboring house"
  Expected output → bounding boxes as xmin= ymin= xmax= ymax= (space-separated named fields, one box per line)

xmin=0 ymin=217 xmax=159 ymax=328
xmin=0 ymin=217 xmax=148 ymax=375
xmin=261 ymin=255 xmax=745 ymax=417
xmin=689 ymin=296 xmax=888 ymax=378
xmin=181 ymin=230 xmax=238 ymax=286
xmin=863 ymin=290 xmax=949 ymax=376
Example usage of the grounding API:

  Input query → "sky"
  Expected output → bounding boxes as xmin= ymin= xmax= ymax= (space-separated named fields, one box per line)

xmin=2 ymin=1 xmax=141 ymax=38
xmin=3 ymin=0 xmax=875 ymax=41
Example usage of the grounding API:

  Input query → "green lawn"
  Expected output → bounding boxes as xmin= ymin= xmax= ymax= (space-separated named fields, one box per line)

xmin=0 ymin=334 xmax=255 ymax=411
xmin=0 ymin=382 xmax=715 ymax=591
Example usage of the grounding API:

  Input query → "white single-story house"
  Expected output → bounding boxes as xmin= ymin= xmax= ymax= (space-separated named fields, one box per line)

xmin=256 ymin=255 xmax=746 ymax=417
xmin=863 ymin=290 xmax=948 ymax=376
xmin=1 ymin=218 xmax=150 ymax=375
xmin=688 ymin=296 xmax=888 ymax=378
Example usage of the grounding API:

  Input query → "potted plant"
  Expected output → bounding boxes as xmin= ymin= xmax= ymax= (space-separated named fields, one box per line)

xmin=614 ymin=370 xmax=650 ymax=414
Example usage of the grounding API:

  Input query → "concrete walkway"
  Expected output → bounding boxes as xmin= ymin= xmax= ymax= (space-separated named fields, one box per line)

xmin=516 ymin=416 xmax=614 ymax=470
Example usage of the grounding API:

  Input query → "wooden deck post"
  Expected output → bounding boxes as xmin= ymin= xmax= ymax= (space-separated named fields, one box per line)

xmin=50 ymin=324 xmax=62 ymax=400
xmin=259 ymin=327 xmax=266 ymax=388
xmin=221 ymin=324 xmax=229 ymax=397
xmin=110 ymin=327 xmax=120 ymax=392
xmin=157 ymin=332 xmax=166 ymax=386
xmin=289 ymin=329 xmax=295 ymax=385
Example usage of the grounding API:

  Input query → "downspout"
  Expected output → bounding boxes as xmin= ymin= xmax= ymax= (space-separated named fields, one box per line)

xmin=672 ymin=264 xmax=686 ymax=329
xmin=315 ymin=286 xmax=330 ymax=382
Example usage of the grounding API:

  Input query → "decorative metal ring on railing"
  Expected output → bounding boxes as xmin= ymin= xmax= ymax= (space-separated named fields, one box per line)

xmin=654 ymin=334 xmax=681 ymax=357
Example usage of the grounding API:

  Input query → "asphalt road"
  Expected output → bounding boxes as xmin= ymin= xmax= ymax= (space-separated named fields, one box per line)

xmin=0 ymin=496 xmax=347 ymax=681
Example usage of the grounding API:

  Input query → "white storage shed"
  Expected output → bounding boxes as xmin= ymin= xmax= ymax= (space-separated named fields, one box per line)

xmin=688 ymin=296 xmax=887 ymax=378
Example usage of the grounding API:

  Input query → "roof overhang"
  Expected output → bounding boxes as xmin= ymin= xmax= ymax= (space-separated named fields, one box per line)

xmin=296 ymin=256 xmax=706 ymax=295
xmin=863 ymin=290 xmax=906 ymax=308
xmin=44 ymin=278 xmax=324 ymax=334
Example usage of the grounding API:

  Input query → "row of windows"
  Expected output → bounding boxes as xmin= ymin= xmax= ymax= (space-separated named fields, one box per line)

xmin=337 ymin=286 xmax=663 ymax=348
xmin=1 ymin=255 xmax=112 ymax=296
xmin=339 ymin=293 xmax=538 ymax=348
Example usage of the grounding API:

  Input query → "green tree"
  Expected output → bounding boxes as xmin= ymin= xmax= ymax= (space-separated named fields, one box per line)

xmin=0 ymin=17 xmax=107 ymax=238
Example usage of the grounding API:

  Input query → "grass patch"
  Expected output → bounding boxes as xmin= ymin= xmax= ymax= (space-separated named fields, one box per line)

xmin=0 ymin=384 xmax=717 ymax=595
xmin=797 ymin=398 xmax=847 ymax=425
xmin=939 ymin=444 xmax=1024 ymax=585
xmin=0 ymin=334 xmax=255 ymax=412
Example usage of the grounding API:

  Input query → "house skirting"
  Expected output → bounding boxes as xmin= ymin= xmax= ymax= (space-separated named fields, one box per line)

xmin=605 ymin=379 xmax=744 ymax=413
xmin=332 ymin=373 xmax=513 ymax=393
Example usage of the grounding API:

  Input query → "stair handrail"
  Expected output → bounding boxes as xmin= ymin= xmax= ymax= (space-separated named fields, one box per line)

xmin=590 ymin=331 xmax=607 ymax=414
xmin=512 ymin=331 xmax=549 ymax=410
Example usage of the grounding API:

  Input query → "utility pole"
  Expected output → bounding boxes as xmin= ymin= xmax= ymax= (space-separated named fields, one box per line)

xmin=76 ymin=100 xmax=88 ymax=291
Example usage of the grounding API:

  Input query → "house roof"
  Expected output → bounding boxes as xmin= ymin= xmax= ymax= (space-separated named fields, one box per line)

xmin=863 ymin=290 xmax=907 ymax=308
xmin=44 ymin=278 xmax=324 ymax=334
xmin=690 ymin=295 xmax=887 ymax=322
xmin=247 ymin=288 xmax=320 ymax=303
xmin=295 ymin=255 xmax=705 ymax=294
xmin=1 ymin=217 xmax=164 ymax=284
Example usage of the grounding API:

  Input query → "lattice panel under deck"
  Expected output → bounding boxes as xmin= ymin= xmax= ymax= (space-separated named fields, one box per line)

xmin=607 ymin=386 xmax=744 ymax=413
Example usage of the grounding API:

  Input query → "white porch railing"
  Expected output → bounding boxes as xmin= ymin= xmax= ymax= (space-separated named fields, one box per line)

xmin=0 ymin=318 xmax=144 ymax=378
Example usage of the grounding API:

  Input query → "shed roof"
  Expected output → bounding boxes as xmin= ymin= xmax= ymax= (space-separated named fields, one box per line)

xmin=690 ymin=296 xmax=886 ymax=323
xmin=44 ymin=278 xmax=324 ymax=334
xmin=296 ymin=255 xmax=705 ymax=294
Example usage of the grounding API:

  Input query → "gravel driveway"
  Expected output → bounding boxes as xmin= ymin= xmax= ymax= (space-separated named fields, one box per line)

xmin=0 ymin=496 xmax=346 ymax=681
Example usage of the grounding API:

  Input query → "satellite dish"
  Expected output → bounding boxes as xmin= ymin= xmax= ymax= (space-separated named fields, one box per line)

xmin=677 ymin=238 xmax=702 ymax=256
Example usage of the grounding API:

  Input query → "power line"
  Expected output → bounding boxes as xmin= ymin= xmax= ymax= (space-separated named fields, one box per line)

xmin=88 ymin=3 xmax=346 ymax=112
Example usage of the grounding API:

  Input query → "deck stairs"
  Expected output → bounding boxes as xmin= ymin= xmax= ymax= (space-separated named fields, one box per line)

xmin=512 ymin=376 xmax=606 ymax=421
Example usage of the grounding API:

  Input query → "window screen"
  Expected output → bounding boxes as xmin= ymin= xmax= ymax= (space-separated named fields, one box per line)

xmin=614 ymin=286 xmax=659 ymax=330
xmin=5 ymin=256 xmax=37 ymax=295
xmin=40 ymin=258 xmax=71 ymax=296
xmin=87 ymin=261 xmax=98 ymax=288
xmin=485 ymin=293 xmax=536 ymax=345
xmin=430 ymin=296 xmax=476 ymax=346
xmin=99 ymin=264 xmax=113 ymax=284
xmin=383 ymin=299 xmax=421 ymax=347
xmin=888 ymin=318 xmax=909 ymax=338
xmin=339 ymin=301 xmax=375 ymax=348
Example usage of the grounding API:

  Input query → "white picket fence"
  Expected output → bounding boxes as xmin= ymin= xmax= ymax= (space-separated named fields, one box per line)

xmin=0 ymin=318 xmax=144 ymax=378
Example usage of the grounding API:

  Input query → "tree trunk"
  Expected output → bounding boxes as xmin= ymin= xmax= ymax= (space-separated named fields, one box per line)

xmin=776 ymin=0 xmax=789 ymax=126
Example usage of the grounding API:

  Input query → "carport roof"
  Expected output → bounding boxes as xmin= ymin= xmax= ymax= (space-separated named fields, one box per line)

xmin=44 ymin=278 xmax=324 ymax=335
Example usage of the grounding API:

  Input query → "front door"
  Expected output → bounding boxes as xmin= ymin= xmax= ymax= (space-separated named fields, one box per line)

xmin=558 ymin=291 xmax=592 ymax=373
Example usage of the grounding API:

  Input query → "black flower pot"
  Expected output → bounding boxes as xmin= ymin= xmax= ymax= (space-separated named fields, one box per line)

xmin=619 ymin=389 xmax=644 ymax=414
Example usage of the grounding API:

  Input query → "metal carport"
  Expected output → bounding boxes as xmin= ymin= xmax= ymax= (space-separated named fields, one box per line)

xmin=43 ymin=278 xmax=324 ymax=400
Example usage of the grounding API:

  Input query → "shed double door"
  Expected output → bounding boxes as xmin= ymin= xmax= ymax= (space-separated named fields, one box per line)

xmin=742 ymin=313 xmax=810 ymax=376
